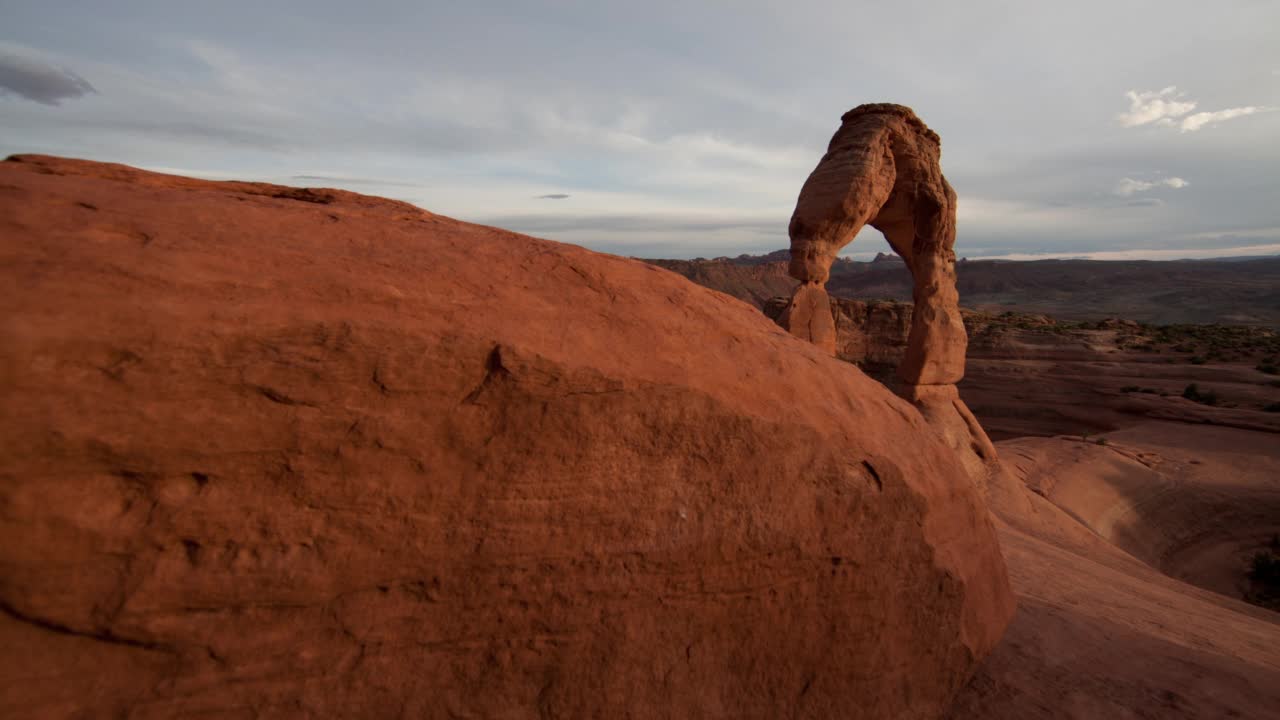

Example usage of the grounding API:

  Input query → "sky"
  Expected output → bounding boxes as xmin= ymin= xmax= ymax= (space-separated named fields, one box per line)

xmin=1 ymin=1 xmax=1278 ymax=260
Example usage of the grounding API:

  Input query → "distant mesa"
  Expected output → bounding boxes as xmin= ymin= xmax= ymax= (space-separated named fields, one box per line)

xmin=535 ymin=193 xmax=571 ymax=200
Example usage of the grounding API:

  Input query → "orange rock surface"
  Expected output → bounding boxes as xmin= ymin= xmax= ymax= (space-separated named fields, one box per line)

xmin=0 ymin=155 xmax=1014 ymax=718
xmin=951 ymin=422 xmax=1280 ymax=719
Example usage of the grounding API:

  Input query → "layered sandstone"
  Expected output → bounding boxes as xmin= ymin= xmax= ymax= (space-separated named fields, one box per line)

xmin=0 ymin=155 xmax=1013 ymax=718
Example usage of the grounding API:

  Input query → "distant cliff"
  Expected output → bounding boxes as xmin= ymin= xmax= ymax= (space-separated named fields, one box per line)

xmin=643 ymin=254 xmax=795 ymax=306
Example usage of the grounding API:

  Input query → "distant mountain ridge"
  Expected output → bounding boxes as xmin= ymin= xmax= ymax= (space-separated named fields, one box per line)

xmin=643 ymin=251 xmax=1280 ymax=326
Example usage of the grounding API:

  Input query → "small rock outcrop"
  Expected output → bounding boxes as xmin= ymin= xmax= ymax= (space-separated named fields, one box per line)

xmin=0 ymin=156 xmax=1013 ymax=718
xmin=779 ymin=105 xmax=998 ymax=489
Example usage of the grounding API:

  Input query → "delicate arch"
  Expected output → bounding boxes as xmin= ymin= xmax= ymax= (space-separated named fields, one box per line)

xmin=784 ymin=104 xmax=966 ymax=386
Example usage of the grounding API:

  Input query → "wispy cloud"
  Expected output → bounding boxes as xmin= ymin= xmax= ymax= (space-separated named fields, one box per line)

xmin=535 ymin=193 xmax=571 ymax=200
xmin=1114 ymin=176 xmax=1189 ymax=196
xmin=1117 ymin=86 xmax=1263 ymax=132
xmin=1178 ymin=106 xmax=1261 ymax=132
xmin=290 ymin=174 xmax=423 ymax=188
xmin=0 ymin=43 xmax=95 ymax=105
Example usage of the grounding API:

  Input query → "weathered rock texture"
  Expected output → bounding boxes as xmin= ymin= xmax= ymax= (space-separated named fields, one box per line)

xmin=784 ymin=103 xmax=965 ymax=386
xmin=0 ymin=155 xmax=1014 ymax=718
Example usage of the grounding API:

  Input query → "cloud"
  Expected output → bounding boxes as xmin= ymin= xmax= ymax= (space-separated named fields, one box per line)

xmin=484 ymin=213 xmax=781 ymax=236
xmin=1114 ymin=176 xmax=1189 ymax=196
xmin=1117 ymin=87 xmax=1196 ymax=127
xmin=1178 ymin=106 xmax=1261 ymax=132
xmin=290 ymin=174 xmax=423 ymax=188
xmin=974 ymin=242 xmax=1280 ymax=261
xmin=1184 ymin=226 xmax=1280 ymax=242
xmin=0 ymin=44 xmax=95 ymax=106
xmin=535 ymin=193 xmax=571 ymax=200
xmin=1118 ymin=86 xmax=1264 ymax=132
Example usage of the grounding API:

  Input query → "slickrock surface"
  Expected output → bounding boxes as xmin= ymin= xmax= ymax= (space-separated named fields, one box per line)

xmin=951 ymin=422 xmax=1280 ymax=719
xmin=0 ymin=155 xmax=1013 ymax=719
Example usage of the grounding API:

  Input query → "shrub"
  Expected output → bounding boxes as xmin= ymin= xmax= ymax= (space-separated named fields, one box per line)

xmin=1189 ymin=356 xmax=1207 ymax=365
xmin=1182 ymin=383 xmax=1219 ymax=406
xmin=1257 ymin=363 xmax=1279 ymax=375
xmin=1264 ymin=402 xmax=1280 ymax=413
xmin=1250 ymin=552 xmax=1280 ymax=587
xmin=1121 ymin=385 xmax=1140 ymax=393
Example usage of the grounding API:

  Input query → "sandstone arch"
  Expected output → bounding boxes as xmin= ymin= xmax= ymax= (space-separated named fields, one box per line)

xmin=782 ymin=103 xmax=965 ymax=386
xmin=779 ymin=104 xmax=1001 ymax=489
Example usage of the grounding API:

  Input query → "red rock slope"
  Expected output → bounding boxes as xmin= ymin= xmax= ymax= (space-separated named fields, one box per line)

xmin=951 ymin=423 xmax=1280 ymax=719
xmin=0 ymin=156 xmax=1013 ymax=718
